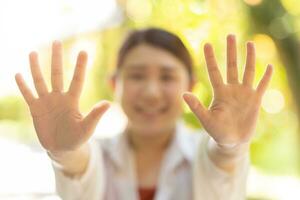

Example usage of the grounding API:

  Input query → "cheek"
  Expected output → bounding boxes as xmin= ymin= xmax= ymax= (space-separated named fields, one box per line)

xmin=162 ymin=82 xmax=187 ymax=108
xmin=163 ymin=79 xmax=188 ymax=97
xmin=116 ymin=81 xmax=140 ymax=109
xmin=123 ymin=81 xmax=140 ymax=98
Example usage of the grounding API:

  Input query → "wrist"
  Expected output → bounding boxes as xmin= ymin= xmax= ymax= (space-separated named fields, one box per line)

xmin=47 ymin=149 xmax=78 ymax=162
xmin=207 ymin=137 xmax=249 ymax=173
xmin=209 ymin=137 xmax=250 ymax=155
xmin=47 ymin=144 xmax=89 ymax=167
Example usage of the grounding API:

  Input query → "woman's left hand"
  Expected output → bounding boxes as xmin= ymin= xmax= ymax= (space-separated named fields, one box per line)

xmin=183 ymin=34 xmax=273 ymax=146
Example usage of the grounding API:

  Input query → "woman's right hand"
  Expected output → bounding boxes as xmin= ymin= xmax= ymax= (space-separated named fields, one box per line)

xmin=15 ymin=41 xmax=110 ymax=153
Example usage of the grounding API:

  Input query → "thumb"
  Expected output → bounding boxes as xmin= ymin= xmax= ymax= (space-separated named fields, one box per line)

xmin=182 ymin=92 xmax=209 ymax=125
xmin=81 ymin=100 xmax=111 ymax=136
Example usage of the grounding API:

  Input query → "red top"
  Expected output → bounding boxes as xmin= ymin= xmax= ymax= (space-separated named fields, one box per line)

xmin=138 ymin=187 xmax=156 ymax=200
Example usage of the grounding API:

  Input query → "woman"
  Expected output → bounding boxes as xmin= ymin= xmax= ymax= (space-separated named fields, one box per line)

xmin=15 ymin=28 xmax=273 ymax=200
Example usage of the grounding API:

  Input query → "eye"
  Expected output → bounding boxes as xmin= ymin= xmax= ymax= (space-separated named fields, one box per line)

xmin=128 ymin=73 xmax=145 ymax=80
xmin=161 ymin=74 xmax=176 ymax=81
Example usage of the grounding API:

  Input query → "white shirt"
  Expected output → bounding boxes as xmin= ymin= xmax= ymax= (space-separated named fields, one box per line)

xmin=53 ymin=122 xmax=249 ymax=200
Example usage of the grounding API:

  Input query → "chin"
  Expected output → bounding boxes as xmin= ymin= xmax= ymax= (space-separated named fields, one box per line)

xmin=129 ymin=120 xmax=176 ymax=137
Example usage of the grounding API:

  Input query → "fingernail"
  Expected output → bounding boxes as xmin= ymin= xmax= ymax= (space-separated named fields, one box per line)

xmin=227 ymin=34 xmax=235 ymax=40
xmin=247 ymin=41 xmax=254 ymax=48
xmin=183 ymin=92 xmax=196 ymax=108
xmin=204 ymin=43 xmax=211 ymax=50
xmin=182 ymin=92 xmax=191 ymax=101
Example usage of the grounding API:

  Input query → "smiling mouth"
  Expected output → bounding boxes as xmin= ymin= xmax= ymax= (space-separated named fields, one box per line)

xmin=135 ymin=106 xmax=168 ymax=118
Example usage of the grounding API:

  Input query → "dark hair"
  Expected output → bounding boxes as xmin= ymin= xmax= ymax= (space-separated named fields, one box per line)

xmin=116 ymin=27 xmax=194 ymax=80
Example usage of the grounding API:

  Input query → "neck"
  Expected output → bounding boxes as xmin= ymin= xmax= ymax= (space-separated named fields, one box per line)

xmin=126 ymin=126 xmax=175 ymax=154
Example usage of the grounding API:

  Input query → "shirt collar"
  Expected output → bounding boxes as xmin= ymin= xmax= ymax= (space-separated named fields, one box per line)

xmin=102 ymin=121 xmax=199 ymax=170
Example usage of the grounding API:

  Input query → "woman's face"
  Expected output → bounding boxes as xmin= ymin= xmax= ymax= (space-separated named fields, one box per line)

xmin=113 ymin=44 xmax=192 ymax=137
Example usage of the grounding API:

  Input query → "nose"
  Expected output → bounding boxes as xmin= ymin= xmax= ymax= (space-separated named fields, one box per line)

xmin=142 ymin=80 xmax=162 ymax=102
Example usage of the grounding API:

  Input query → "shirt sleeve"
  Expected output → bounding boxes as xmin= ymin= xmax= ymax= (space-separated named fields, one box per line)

xmin=193 ymin=133 xmax=249 ymax=200
xmin=51 ymin=139 xmax=105 ymax=200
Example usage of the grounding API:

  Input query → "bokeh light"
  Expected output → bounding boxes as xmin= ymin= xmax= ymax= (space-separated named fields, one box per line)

xmin=253 ymin=34 xmax=277 ymax=60
xmin=189 ymin=1 xmax=205 ymax=15
xmin=126 ymin=0 xmax=152 ymax=22
xmin=269 ymin=14 xmax=293 ymax=39
xmin=262 ymin=89 xmax=285 ymax=114
xmin=281 ymin=0 xmax=300 ymax=16
xmin=244 ymin=0 xmax=263 ymax=6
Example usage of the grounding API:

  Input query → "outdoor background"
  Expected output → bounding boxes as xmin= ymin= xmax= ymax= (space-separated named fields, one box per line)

xmin=1 ymin=0 xmax=300 ymax=199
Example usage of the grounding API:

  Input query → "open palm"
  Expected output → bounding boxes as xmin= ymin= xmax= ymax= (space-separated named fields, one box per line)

xmin=15 ymin=41 xmax=110 ymax=152
xmin=183 ymin=35 xmax=273 ymax=145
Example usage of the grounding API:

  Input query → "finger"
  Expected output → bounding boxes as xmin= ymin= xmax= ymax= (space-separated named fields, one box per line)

xmin=68 ymin=51 xmax=88 ymax=99
xmin=51 ymin=41 xmax=63 ymax=92
xmin=256 ymin=64 xmax=273 ymax=96
xmin=243 ymin=42 xmax=256 ymax=86
xmin=29 ymin=52 xmax=48 ymax=97
xmin=81 ymin=101 xmax=110 ymax=136
xmin=183 ymin=92 xmax=209 ymax=125
xmin=226 ymin=34 xmax=238 ymax=84
xmin=15 ymin=73 xmax=36 ymax=105
xmin=204 ymin=43 xmax=224 ymax=89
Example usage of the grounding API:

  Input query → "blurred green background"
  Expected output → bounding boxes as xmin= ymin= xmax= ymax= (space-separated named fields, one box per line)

xmin=1 ymin=0 xmax=300 ymax=199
